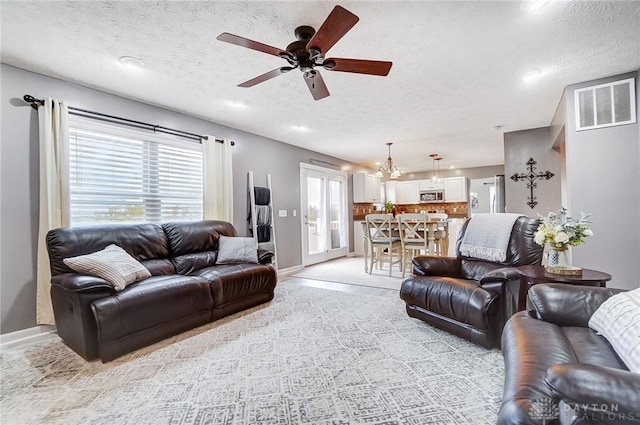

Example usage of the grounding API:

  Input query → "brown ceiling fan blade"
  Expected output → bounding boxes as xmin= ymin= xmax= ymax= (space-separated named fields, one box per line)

xmin=304 ymin=72 xmax=330 ymax=101
xmin=306 ymin=6 xmax=359 ymax=55
xmin=323 ymin=58 xmax=392 ymax=76
xmin=217 ymin=32 xmax=285 ymax=57
xmin=238 ymin=67 xmax=295 ymax=88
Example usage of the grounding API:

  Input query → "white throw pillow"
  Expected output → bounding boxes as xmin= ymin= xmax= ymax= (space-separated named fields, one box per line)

xmin=63 ymin=244 xmax=151 ymax=291
xmin=217 ymin=236 xmax=259 ymax=264
xmin=588 ymin=287 xmax=640 ymax=373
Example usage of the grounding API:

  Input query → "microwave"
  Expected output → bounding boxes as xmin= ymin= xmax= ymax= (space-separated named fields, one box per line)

xmin=420 ymin=189 xmax=444 ymax=203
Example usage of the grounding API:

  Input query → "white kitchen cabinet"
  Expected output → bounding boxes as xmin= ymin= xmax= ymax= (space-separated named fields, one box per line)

xmin=353 ymin=173 xmax=382 ymax=203
xmin=419 ymin=179 xmax=444 ymax=191
xmin=384 ymin=181 xmax=397 ymax=204
xmin=395 ymin=180 xmax=420 ymax=204
xmin=444 ymin=177 xmax=469 ymax=202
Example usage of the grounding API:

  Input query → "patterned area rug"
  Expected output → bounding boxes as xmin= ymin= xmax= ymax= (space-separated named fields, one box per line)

xmin=0 ymin=281 xmax=504 ymax=425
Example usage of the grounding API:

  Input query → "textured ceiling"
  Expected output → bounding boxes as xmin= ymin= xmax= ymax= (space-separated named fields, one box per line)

xmin=2 ymin=1 xmax=639 ymax=173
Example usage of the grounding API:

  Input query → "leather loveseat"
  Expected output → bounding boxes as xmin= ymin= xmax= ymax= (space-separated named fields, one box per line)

xmin=400 ymin=215 xmax=542 ymax=348
xmin=47 ymin=220 xmax=277 ymax=362
xmin=499 ymin=284 xmax=640 ymax=425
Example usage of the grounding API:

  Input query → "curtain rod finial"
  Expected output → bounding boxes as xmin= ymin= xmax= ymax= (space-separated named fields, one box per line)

xmin=23 ymin=94 xmax=43 ymax=110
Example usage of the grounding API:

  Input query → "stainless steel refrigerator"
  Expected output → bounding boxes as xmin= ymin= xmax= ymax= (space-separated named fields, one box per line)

xmin=494 ymin=174 xmax=506 ymax=213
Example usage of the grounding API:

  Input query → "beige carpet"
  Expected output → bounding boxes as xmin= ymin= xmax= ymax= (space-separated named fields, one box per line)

xmin=291 ymin=256 xmax=406 ymax=290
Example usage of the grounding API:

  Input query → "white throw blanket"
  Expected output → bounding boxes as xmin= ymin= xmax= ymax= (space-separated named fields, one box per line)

xmin=460 ymin=213 xmax=524 ymax=262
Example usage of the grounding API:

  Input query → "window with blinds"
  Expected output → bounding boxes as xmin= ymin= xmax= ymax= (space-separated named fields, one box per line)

xmin=68 ymin=118 xmax=203 ymax=226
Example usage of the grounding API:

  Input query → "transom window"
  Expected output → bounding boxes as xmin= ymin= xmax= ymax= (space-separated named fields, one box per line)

xmin=68 ymin=116 xmax=203 ymax=225
xmin=575 ymin=78 xmax=636 ymax=131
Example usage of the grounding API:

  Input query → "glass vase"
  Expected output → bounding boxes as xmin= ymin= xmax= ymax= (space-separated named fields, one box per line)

xmin=547 ymin=245 xmax=572 ymax=269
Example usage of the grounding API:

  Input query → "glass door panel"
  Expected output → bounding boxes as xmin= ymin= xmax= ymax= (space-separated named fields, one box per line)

xmin=300 ymin=163 xmax=348 ymax=266
xmin=329 ymin=179 xmax=346 ymax=249
xmin=306 ymin=175 xmax=326 ymax=256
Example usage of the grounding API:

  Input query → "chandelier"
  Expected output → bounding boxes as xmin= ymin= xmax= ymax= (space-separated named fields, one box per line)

xmin=375 ymin=142 xmax=402 ymax=179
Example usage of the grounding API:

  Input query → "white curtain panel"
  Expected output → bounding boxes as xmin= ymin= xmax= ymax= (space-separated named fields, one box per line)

xmin=203 ymin=136 xmax=233 ymax=222
xmin=36 ymin=98 xmax=70 ymax=325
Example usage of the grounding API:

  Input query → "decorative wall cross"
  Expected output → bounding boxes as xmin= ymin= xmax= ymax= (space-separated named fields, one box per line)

xmin=510 ymin=157 xmax=555 ymax=209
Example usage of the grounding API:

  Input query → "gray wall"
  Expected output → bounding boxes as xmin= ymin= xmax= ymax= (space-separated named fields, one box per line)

xmin=469 ymin=177 xmax=495 ymax=214
xmin=0 ymin=64 xmax=370 ymax=334
xmin=503 ymin=127 xmax=562 ymax=216
xmin=561 ymin=71 xmax=640 ymax=290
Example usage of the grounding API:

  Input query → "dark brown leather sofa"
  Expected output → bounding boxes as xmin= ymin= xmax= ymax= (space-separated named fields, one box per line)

xmin=499 ymin=284 xmax=640 ymax=425
xmin=400 ymin=216 xmax=542 ymax=348
xmin=47 ymin=220 xmax=277 ymax=362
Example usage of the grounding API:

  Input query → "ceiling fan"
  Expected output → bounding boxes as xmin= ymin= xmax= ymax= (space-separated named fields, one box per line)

xmin=216 ymin=5 xmax=392 ymax=101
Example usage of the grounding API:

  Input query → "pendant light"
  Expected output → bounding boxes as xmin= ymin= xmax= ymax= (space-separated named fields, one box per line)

xmin=429 ymin=153 xmax=438 ymax=180
xmin=376 ymin=142 xmax=402 ymax=179
xmin=429 ymin=153 xmax=444 ymax=181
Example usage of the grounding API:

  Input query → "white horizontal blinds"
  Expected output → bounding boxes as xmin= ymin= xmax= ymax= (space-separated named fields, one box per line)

xmin=68 ymin=121 xmax=203 ymax=225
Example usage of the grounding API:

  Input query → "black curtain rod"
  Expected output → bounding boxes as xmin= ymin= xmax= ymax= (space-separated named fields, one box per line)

xmin=23 ymin=95 xmax=234 ymax=146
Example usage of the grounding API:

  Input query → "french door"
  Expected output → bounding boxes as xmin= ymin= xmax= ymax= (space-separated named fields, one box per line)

xmin=300 ymin=163 xmax=348 ymax=266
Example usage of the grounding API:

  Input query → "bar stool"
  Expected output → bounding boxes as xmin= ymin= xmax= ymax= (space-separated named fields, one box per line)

xmin=428 ymin=213 xmax=449 ymax=256
xmin=364 ymin=213 xmax=402 ymax=276
xmin=397 ymin=213 xmax=429 ymax=277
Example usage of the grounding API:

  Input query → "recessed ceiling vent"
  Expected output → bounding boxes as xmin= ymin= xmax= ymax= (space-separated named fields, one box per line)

xmin=575 ymin=78 xmax=636 ymax=131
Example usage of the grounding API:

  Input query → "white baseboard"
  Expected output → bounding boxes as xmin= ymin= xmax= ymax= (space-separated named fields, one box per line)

xmin=278 ymin=265 xmax=304 ymax=276
xmin=0 ymin=325 xmax=57 ymax=350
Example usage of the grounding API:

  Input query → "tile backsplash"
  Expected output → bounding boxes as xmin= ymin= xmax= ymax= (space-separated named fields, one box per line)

xmin=353 ymin=202 xmax=468 ymax=220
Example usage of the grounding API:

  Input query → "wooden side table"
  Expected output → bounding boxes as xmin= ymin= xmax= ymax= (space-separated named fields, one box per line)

xmin=516 ymin=265 xmax=612 ymax=310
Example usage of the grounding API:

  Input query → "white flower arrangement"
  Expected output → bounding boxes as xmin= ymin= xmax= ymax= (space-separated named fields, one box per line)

xmin=534 ymin=207 xmax=594 ymax=248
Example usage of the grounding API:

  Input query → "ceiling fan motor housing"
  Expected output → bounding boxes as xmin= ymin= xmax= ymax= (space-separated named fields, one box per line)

xmin=286 ymin=26 xmax=321 ymax=72
xmin=294 ymin=25 xmax=315 ymax=41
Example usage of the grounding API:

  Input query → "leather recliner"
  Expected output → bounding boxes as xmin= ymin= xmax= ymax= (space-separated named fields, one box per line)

xmin=399 ymin=216 xmax=542 ymax=348
xmin=499 ymin=284 xmax=640 ymax=425
xmin=47 ymin=220 xmax=277 ymax=362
